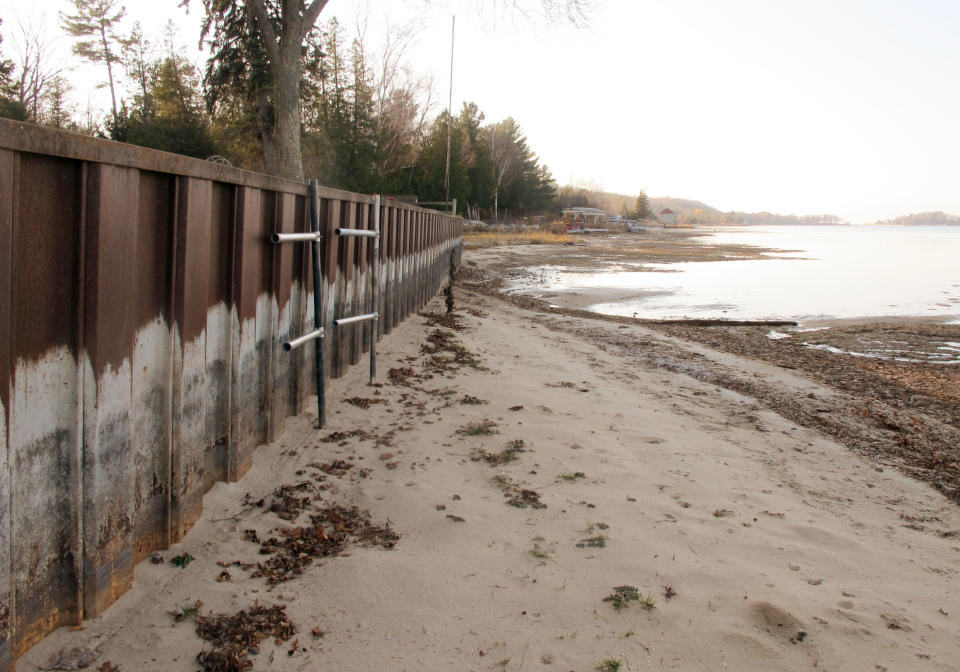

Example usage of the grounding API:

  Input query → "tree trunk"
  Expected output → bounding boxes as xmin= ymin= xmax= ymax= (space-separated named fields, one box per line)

xmin=264 ymin=58 xmax=304 ymax=181
xmin=99 ymin=24 xmax=118 ymax=121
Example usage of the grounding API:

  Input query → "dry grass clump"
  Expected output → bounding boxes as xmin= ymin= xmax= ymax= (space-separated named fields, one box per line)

xmin=464 ymin=229 xmax=574 ymax=248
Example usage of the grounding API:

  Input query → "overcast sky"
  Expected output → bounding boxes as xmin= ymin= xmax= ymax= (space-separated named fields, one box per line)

xmin=3 ymin=0 xmax=959 ymax=223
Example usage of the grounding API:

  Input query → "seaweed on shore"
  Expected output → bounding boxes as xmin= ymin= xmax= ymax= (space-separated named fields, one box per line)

xmin=195 ymin=604 xmax=295 ymax=672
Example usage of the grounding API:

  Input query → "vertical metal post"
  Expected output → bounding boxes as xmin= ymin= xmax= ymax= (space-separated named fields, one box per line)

xmin=444 ymin=15 xmax=455 ymax=202
xmin=370 ymin=194 xmax=380 ymax=384
xmin=309 ymin=180 xmax=326 ymax=428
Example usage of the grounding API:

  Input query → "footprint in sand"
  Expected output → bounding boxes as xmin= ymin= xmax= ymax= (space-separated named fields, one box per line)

xmin=752 ymin=602 xmax=806 ymax=643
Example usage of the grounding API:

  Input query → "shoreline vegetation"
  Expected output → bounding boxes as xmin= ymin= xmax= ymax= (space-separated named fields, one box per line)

xmin=22 ymin=228 xmax=960 ymax=672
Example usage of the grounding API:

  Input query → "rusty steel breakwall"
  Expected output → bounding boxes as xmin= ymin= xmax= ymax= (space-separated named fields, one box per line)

xmin=0 ymin=118 xmax=463 ymax=669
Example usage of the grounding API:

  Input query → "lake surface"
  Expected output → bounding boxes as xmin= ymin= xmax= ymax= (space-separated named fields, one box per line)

xmin=511 ymin=225 xmax=960 ymax=323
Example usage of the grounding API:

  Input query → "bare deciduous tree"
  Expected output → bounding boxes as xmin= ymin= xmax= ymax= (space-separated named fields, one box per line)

xmin=10 ymin=14 xmax=61 ymax=120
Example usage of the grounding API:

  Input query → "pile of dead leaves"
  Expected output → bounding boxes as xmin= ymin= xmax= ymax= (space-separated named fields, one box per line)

xmin=420 ymin=329 xmax=484 ymax=372
xmin=388 ymin=367 xmax=417 ymax=386
xmin=265 ymin=482 xmax=315 ymax=521
xmin=420 ymin=311 xmax=467 ymax=331
xmin=246 ymin=505 xmax=398 ymax=585
xmin=316 ymin=460 xmax=354 ymax=476
xmin=195 ymin=604 xmax=295 ymax=672
xmin=344 ymin=397 xmax=389 ymax=409
xmin=320 ymin=429 xmax=373 ymax=443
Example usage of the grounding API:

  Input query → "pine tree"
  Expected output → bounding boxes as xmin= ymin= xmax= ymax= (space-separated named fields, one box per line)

xmin=634 ymin=190 xmax=653 ymax=220
xmin=60 ymin=0 xmax=127 ymax=122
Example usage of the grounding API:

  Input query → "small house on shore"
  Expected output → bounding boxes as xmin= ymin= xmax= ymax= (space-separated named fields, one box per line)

xmin=659 ymin=208 xmax=678 ymax=227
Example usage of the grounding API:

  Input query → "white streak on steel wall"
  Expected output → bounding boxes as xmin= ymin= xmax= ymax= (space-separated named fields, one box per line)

xmin=131 ymin=316 xmax=170 ymax=553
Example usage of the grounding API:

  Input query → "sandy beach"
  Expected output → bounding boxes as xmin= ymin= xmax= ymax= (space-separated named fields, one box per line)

xmin=21 ymin=242 xmax=960 ymax=672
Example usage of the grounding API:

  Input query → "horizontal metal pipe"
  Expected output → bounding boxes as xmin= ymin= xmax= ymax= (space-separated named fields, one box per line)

xmin=333 ymin=313 xmax=378 ymax=327
xmin=335 ymin=227 xmax=379 ymax=238
xmin=271 ymin=232 xmax=323 ymax=243
xmin=282 ymin=327 xmax=324 ymax=351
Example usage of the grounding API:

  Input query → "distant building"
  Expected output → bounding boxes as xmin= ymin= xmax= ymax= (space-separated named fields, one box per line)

xmin=658 ymin=208 xmax=677 ymax=227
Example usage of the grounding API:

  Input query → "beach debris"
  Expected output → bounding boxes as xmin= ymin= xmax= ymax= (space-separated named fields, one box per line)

xmin=508 ymin=405 xmax=524 ymax=411
xmin=421 ymin=329 xmax=485 ymax=371
xmin=420 ymin=310 xmax=467 ymax=331
xmin=195 ymin=604 xmax=295 ymax=672
xmin=506 ymin=488 xmax=546 ymax=509
xmin=97 ymin=663 xmax=120 ymax=672
xmin=258 ymin=482 xmax=314 ymax=521
xmin=317 ymin=460 xmax=354 ymax=476
xmin=446 ymin=514 xmax=466 ymax=522
xmin=245 ymin=505 xmax=398 ymax=584
xmin=663 ymin=585 xmax=677 ymax=600
xmin=311 ymin=627 xmax=326 ymax=639
xmin=577 ymin=535 xmax=607 ymax=549
xmin=530 ymin=538 xmax=552 ymax=559
xmin=713 ymin=509 xmax=734 ymax=518
xmin=460 ymin=395 xmax=488 ymax=405
xmin=320 ymin=429 xmax=373 ymax=443
xmin=603 ymin=586 xmax=640 ymax=611
xmin=149 ymin=554 xmax=164 ymax=564
xmin=40 ymin=646 xmax=100 ymax=670
xmin=595 ymin=658 xmax=623 ymax=672
xmin=474 ymin=440 xmax=526 ymax=465
xmin=170 ymin=600 xmax=203 ymax=623
xmin=558 ymin=472 xmax=586 ymax=482
xmin=344 ymin=397 xmax=388 ymax=409
xmin=457 ymin=420 xmax=499 ymax=436
xmin=170 ymin=553 xmax=194 ymax=569
xmin=388 ymin=367 xmax=417 ymax=386
xmin=216 ymin=571 xmax=232 ymax=582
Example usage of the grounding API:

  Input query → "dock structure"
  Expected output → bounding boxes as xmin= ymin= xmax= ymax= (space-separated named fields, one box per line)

xmin=562 ymin=207 xmax=606 ymax=232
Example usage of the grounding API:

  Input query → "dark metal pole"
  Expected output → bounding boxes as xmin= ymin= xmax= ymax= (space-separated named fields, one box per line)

xmin=444 ymin=15 xmax=455 ymax=202
xmin=309 ymin=179 xmax=326 ymax=428
xmin=371 ymin=195 xmax=380 ymax=384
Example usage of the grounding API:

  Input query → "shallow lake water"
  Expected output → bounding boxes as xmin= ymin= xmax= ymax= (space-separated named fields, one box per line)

xmin=511 ymin=225 xmax=960 ymax=324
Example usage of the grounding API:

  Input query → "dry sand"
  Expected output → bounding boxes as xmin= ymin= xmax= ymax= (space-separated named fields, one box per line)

xmin=22 ymin=286 xmax=960 ymax=672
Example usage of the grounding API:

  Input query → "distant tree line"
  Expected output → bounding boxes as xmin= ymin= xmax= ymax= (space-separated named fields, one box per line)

xmin=0 ymin=1 xmax=557 ymax=220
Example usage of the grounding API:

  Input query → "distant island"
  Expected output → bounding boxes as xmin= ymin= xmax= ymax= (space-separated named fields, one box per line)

xmin=872 ymin=211 xmax=960 ymax=226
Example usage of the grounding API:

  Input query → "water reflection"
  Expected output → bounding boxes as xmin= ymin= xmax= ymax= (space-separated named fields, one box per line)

xmin=510 ymin=225 xmax=960 ymax=323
